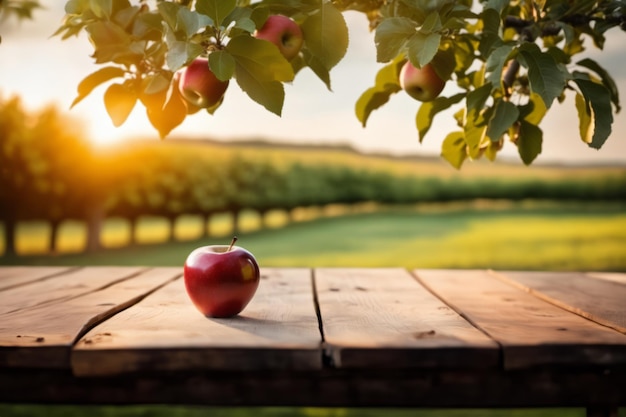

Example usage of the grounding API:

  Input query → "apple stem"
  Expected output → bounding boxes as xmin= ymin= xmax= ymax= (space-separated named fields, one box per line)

xmin=227 ymin=236 xmax=238 ymax=252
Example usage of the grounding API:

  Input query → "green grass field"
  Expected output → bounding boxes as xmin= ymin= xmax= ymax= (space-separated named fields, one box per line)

xmin=3 ymin=202 xmax=626 ymax=271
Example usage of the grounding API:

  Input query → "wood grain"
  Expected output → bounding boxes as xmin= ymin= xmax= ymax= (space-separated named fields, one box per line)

xmin=0 ymin=266 xmax=147 ymax=316
xmin=72 ymin=268 xmax=322 ymax=376
xmin=493 ymin=270 xmax=626 ymax=334
xmin=0 ymin=268 xmax=180 ymax=369
xmin=0 ymin=266 xmax=77 ymax=291
xmin=315 ymin=268 xmax=499 ymax=369
xmin=416 ymin=269 xmax=626 ymax=369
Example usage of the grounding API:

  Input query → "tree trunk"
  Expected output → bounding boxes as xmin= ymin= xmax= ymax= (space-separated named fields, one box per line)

xmin=203 ymin=213 xmax=211 ymax=237
xmin=49 ymin=219 xmax=60 ymax=254
xmin=2 ymin=218 xmax=17 ymax=257
xmin=231 ymin=210 xmax=240 ymax=237
xmin=167 ymin=215 xmax=176 ymax=242
xmin=85 ymin=205 xmax=104 ymax=253
xmin=129 ymin=217 xmax=138 ymax=246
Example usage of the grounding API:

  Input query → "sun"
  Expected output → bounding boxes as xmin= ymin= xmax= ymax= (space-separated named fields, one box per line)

xmin=81 ymin=103 xmax=153 ymax=148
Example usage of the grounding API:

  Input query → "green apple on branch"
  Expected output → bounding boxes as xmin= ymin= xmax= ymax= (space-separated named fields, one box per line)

xmin=55 ymin=0 xmax=624 ymax=168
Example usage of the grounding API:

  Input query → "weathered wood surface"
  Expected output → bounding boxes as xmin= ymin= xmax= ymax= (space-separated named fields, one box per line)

xmin=0 ymin=266 xmax=147 ymax=315
xmin=415 ymin=269 xmax=626 ymax=369
xmin=0 ymin=266 xmax=625 ymax=411
xmin=0 ymin=266 xmax=77 ymax=291
xmin=587 ymin=272 xmax=626 ymax=285
xmin=72 ymin=268 xmax=322 ymax=376
xmin=0 ymin=268 xmax=180 ymax=368
xmin=315 ymin=268 xmax=499 ymax=369
xmin=493 ymin=270 xmax=626 ymax=334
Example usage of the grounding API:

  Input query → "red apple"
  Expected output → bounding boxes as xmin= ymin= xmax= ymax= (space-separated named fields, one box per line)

xmin=178 ymin=57 xmax=229 ymax=109
xmin=184 ymin=237 xmax=260 ymax=318
xmin=254 ymin=14 xmax=304 ymax=61
xmin=399 ymin=61 xmax=446 ymax=102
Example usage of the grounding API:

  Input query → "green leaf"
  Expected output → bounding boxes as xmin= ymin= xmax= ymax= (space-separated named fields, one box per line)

xmin=374 ymin=17 xmax=416 ymax=63
xmin=480 ymin=7 xmax=500 ymax=35
xmin=517 ymin=43 xmax=566 ymax=108
xmin=301 ymin=2 xmax=349 ymax=71
xmin=517 ymin=121 xmax=543 ymax=165
xmin=574 ymin=79 xmax=614 ymax=149
xmin=441 ymin=131 xmax=467 ymax=169
xmin=466 ymin=83 xmax=492 ymax=114
xmin=430 ymin=47 xmax=456 ymax=81
xmin=166 ymin=41 xmax=204 ymax=71
xmin=519 ymin=93 xmax=547 ymax=125
xmin=90 ymin=0 xmax=113 ymax=18
xmin=420 ymin=11 xmax=442 ymax=33
xmin=227 ymin=35 xmax=294 ymax=83
xmin=85 ymin=21 xmax=132 ymax=63
xmin=104 ymin=82 xmax=137 ymax=127
xmin=407 ymin=32 xmax=441 ymax=68
xmin=234 ymin=17 xmax=256 ymax=33
xmin=486 ymin=99 xmax=519 ymax=142
xmin=355 ymin=57 xmax=404 ymax=127
xmin=416 ymin=93 xmax=465 ymax=141
xmin=575 ymin=92 xmax=593 ymax=144
xmin=463 ymin=107 xmax=488 ymax=158
xmin=142 ymin=82 xmax=188 ymax=139
xmin=195 ymin=0 xmax=236 ymax=27
xmin=302 ymin=50 xmax=331 ymax=90
xmin=485 ymin=44 xmax=513 ymax=87
xmin=209 ymin=50 xmax=236 ymax=82
xmin=71 ymin=66 xmax=126 ymax=108
xmin=235 ymin=71 xmax=285 ymax=116
xmin=577 ymin=58 xmax=621 ymax=112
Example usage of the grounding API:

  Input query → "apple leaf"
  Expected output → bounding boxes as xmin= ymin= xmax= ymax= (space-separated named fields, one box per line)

xmin=485 ymin=44 xmax=514 ymax=88
xmin=235 ymin=67 xmax=285 ymax=116
xmin=227 ymin=35 xmax=294 ymax=83
xmin=90 ymin=0 xmax=113 ymax=19
xmin=519 ymin=93 xmax=548 ymax=125
xmin=143 ymin=82 xmax=187 ymax=139
xmin=407 ymin=32 xmax=441 ymax=68
xmin=517 ymin=43 xmax=567 ymax=108
xmin=195 ymin=0 xmax=236 ymax=28
xmin=374 ymin=17 xmax=416 ymax=63
xmin=209 ymin=50 xmax=236 ymax=82
xmin=441 ymin=131 xmax=467 ymax=169
xmin=302 ymin=49 xmax=331 ymax=90
xmin=71 ymin=66 xmax=126 ymax=108
xmin=301 ymin=2 xmax=349 ymax=71
xmin=104 ymin=82 xmax=137 ymax=127
xmin=466 ymin=83 xmax=492 ymax=114
xmin=464 ymin=107 xmax=488 ymax=159
xmin=576 ymin=58 xmax=621 ymax=112
xmin=416 ymin=93 xmax=465 ymax=142
xmin=166 ymin=40 xmax=203 ymax=72
xmin=486 ymin=99 xmax=519 ymax=142
xmin=85 ymin=20 xmax=132 ymax=63
xmin=573 ymin=78 xmax=613 ymax=149
xmin=517 ymin=120 xmax=543 ymax=165
xmin=355 ymin=57 xmax=404 ymax=127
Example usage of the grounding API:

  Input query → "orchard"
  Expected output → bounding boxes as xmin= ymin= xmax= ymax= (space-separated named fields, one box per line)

xmin=44 ymin=0 xmax=625 ymax=168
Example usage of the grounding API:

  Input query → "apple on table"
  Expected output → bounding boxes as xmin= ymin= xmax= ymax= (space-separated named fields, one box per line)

xmin=184 ymin=237 xmax=261 ymax=318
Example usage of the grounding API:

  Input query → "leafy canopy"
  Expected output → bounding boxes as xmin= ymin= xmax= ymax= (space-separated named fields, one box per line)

xmin=55 ymin=0 xmax=625 ymax=168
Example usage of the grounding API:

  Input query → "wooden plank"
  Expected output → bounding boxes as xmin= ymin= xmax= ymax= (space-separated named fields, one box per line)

xmin=0 ymin=268 xmax=180 ymax=369
xmin=493 ymin=270 xmax=626 ymax=334
xmin=315 ymin=268 xmax=499 ymax=369
xmin=587 ymin=272 xmax=626 ymax=286
xmin=72 ymin=268 xmax=322 ymax=376
xmin=0 ymin=266 xmax=77 ymax=291
xmin=0 ymin=266 xmax=146 ymax=315
xmin=416 ymin=269 xmax=626 ymax=369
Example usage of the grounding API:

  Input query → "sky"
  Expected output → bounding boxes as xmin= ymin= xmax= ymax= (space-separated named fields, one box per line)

xmin=0 ymin=1 xmax=625 ymax=165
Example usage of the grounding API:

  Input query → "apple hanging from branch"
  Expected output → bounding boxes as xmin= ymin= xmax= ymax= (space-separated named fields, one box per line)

xmin=183 ymin=236 xmax=261 ymax=318
xmin=254 ymin=14 xmax=304 ymax=61
xmin=178 ymin=58 xmax=229 ymax=109
xmin=399 ymin=61 xmax=446 ymax=102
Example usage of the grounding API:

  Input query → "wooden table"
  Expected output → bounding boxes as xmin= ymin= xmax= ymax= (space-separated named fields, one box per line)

xmin=1 ymin=266 xmax=625 ymax=416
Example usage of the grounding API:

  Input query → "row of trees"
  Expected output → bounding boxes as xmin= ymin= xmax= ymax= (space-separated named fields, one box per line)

xmin=2 ymin=94 xmax=626 ymax=256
